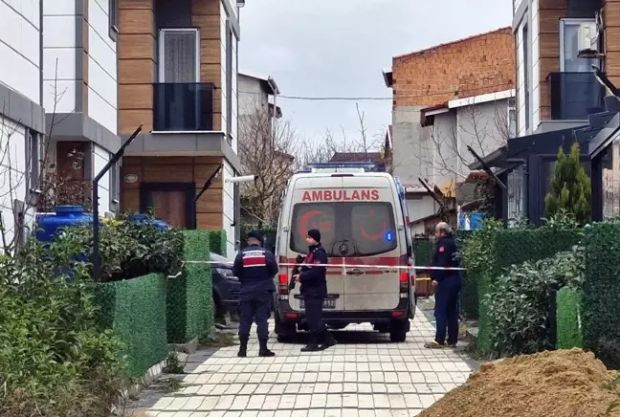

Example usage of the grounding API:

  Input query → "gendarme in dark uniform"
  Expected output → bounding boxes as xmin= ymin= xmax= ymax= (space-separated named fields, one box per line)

xmin=426 ymin=222 xmax=461 ymax=349
xmin=232 ymin=231 xmax=278 ymax=357
xmin=297 ymin=229 xmax=337 ymax=352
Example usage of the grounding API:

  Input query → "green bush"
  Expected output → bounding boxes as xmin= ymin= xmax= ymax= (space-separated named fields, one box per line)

xmin=0 ymin=241 xmax=125 ymax=416
xmin=167 ymin=231 xmax=213 ymax=344
xmin=462 ymin=220 xmax=582 ymax=354
xmin=583 ymin=222 xmax=620 ymax=369
xmin=94 ymin=273 xmax=169 ymax=377
xmin=56 ymin=216 xmax=183 ymax=282
xmin=208 ymin=230 xmax=227 ymax=257
xmin=556 ymin=286 xmax=584 ymax=349
xmin=485 ymin=247 xmax=584 ymax=357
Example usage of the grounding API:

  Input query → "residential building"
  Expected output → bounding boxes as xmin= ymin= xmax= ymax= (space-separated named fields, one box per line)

xmin=384 ymin=28 xmax=516 ymax=234
xmin=42 ymin=0 xmax=121 ymax=216
xmin=0 ymin=0 xmax=45 ymax=250
xmin=238 ymin=72 xmax=281 ymax=119
xmin=118 ymin=0 xmax=243 ymax=256
xmin=329 ymin=152 xmax=388 ymax=172
xmin=513 ymin=0 xmax=614 ymax=137
xmin=478 ymin=0 xmax=620 ymax=224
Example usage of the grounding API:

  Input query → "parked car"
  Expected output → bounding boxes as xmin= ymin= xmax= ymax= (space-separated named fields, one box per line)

xmin=211 ymin=253 xmax=240 ymax=320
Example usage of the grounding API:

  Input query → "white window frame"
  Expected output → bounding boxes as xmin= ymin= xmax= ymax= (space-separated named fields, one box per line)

xmin=158 ymin=28 xmax=201 ymax=83
xmin=559 ymin=18 xmax=596 ymax=72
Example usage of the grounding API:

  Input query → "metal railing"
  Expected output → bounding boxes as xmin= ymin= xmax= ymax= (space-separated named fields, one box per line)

xmin=153 ymin=82 xmax=215 ymax=131
xmin=548 ymin=72 xmax=605 ymax=120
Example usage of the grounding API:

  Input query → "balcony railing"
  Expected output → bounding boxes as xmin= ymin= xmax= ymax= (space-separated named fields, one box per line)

xmin=548 ymin=72 xmax=606 ymax=120
xmin=154 ymin=83 xmax=215 ymax=131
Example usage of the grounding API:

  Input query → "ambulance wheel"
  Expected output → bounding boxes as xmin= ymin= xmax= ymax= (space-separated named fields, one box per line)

xmin=275 ymin=315 xmax=296 ymax=343
xmin=389 ymin=321 xmax=408 ymax=342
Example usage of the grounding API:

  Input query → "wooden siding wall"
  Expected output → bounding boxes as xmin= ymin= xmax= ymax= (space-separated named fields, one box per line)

xmin=117 ymin=0 xmax=223 ymax=134
xmin=604 ymin=0 xmax=620 ymax=86
xmin=118 ymin=0 xmax=156 ymax=133
xmin=121 ymin=156 xmax=224 ymax=229
xmin=192 ymin=0 xmax=222 ymax=130
xmin=538 ymin=0 xmax=568 ymax=121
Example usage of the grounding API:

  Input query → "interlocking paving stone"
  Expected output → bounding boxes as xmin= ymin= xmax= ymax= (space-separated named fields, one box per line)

xmin=128 ymin=309 xmax=475 ymax=416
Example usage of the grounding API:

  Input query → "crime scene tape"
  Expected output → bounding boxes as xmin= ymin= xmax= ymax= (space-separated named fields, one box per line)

xmin=182 ymin=260 xmax=466 ymax=271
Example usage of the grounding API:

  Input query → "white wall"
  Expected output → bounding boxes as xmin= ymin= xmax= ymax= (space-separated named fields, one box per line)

xmin=222 ymin=159 xmax=236 ymax=257
xmin=43 ymin=0 xmax=77 ymax=113
xmin=0 ymin=0 xmax=41 ymax=104
xmin=87 ymin=0 xmax=118 ymax=134
xmin=516 ymin=21 xmax=527 ymax=137
xmin=531 ymin=0 xmax=541 ymax=131
xmin=0 ymin=115 xmax=30 ymax=252
xmin=93 ymin=144 xmax=111 ymax=215
xmin=231 ymin=35 xmax=238 ymax=153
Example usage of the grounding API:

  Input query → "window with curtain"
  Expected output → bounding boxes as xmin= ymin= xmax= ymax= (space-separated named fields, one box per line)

xmin=159 ymin=29 xmax=199 ymax=82
xmin=561 ymin=19 xmax=598 ymax=72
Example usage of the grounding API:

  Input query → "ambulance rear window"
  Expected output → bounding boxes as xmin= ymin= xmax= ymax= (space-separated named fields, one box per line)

xmin=290 ymin=202 xmax=397 ymax=257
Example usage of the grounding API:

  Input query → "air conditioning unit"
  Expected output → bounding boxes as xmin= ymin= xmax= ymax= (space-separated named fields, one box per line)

xmin=578 ymin=22 xmax=599 ymax=54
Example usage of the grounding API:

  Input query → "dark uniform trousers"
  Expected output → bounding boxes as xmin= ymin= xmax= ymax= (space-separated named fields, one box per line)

xmin=304 ymin=295 xmax=325 ymax=338
xmin=238 ymin=291 xmax=272 ymax=341
xmin=431 ymin=235 xmax=461 ymax=345
xmin=434 ymin=276 xmax=461 ymax=345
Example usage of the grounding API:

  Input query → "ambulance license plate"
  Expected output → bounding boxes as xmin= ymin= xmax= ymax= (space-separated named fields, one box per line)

xmin=299 ymin=297 xmax=337 ymax=309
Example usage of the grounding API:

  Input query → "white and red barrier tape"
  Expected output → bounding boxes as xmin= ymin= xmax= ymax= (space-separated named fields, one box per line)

xmin=182 ymin=260 xmax=465 ymax=271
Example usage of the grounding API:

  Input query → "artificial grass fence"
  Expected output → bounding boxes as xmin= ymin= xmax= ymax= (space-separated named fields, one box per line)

xmin=471 ymin=228 xmax=581 ymax=355
xmin=583 ymin=222 xmax=620 ymax=369
xmin=167 ymin=230 xmax=214 ymax=344
xmin=94 ymin=273 xmax=168 ymax=377
xmin=556 ymin=286 xmax=584 ymax=350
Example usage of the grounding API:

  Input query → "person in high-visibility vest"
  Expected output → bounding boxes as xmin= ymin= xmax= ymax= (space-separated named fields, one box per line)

xmin=425 ymin=222 xmax=461 ymax=349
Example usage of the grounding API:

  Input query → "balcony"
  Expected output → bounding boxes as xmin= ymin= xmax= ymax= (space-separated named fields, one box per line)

xmin=548 ymin=72 xmax=606 ymax=120
xmin=154 ymin=83 xmax=215 ymax=131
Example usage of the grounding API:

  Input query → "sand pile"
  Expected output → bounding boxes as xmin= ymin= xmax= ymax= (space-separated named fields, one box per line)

xmin=420 ymin=349 xmax=620 ymax=417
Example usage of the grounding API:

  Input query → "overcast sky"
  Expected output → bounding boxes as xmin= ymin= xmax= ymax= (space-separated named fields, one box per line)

xmin=239 ymin=1 xmax=513 ymax=148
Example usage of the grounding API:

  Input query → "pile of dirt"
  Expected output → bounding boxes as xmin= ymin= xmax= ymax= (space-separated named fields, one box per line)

xmin=421 ymin=349 xmax=620 ymax=417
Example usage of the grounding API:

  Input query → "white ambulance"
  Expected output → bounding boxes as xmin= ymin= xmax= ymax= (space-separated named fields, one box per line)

xmin=274 ymin=164 xmax=416 ymax=342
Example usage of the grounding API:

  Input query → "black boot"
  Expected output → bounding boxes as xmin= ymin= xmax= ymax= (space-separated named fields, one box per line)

xmin=301 ymin=333 xmax=321 ymax=352
xmin=320 ymin=330 xmax=337 ymax=350
xmin=238 ymin=335 xmax=248 ymax=358
xmin=258 ymin=338 xmax=275 ymax=357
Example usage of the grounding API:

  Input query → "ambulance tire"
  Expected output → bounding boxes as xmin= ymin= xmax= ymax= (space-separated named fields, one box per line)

xmin=275 ymin=315 xmax=296 ymax=343
xmin=389 ymin=321 xmax=408 ymax=342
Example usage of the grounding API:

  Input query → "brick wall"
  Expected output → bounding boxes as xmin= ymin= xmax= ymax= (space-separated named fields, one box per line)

xmin=392 ymin=27 xmax=515 ymax=108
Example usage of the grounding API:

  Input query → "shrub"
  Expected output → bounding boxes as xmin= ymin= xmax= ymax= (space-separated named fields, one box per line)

xmin=208 ymin=230 xmax=227 ymax=256
xmin=544 ymin=143 xmax=591 ymax=224
xmin=0 ymin=241 xmax=125 ymax=416
xmin=55 ymin=215 xmax=183 ymax=282
xmin=485 ymin=246 xmax=584 ymax=357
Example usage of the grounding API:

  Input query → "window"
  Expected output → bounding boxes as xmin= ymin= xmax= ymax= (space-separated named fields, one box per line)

xmin=507 ymin=165 xmax=526 ymax=224
xmin=290 ymin=202 xmax=398 ymax=257
xmin=159 ymin=29 xmax=200 ymax=82
xmin=522 ymin=24 xmax=530 ymax=131
xmin=560 ymin=19 xmax=598 ymax=72
xmin=110 ymin=161 xmax=120 ymax=211
xmin=26 ymin=129 xmax=39 ymax=194
xmin=109 ymin=0 xmax=118 ymax=41
xmin=225 ymin=20 xmax=233 ymax=141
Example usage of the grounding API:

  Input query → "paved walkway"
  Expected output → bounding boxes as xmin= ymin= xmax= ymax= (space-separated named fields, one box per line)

xmin=131 ymin=310 xmax=475 ymax=417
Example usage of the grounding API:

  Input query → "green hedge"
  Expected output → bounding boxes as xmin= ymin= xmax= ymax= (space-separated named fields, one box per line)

xmin=456 ymin=231 xmax=478 ymax=320
xmin=583 ymin=223 xmax=620 ymax=369
xmin=469 ymin=228 xmax=581 ymax=354
xmin=94 ymin=273 xmax=168 ymax=377
xmin=556 ymin=286 xmax=584 ymax=349
xmin=167 ymin=231 xmax=214 ymax=344
xmin=208 ymin=230 xmax=227 ymax=257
